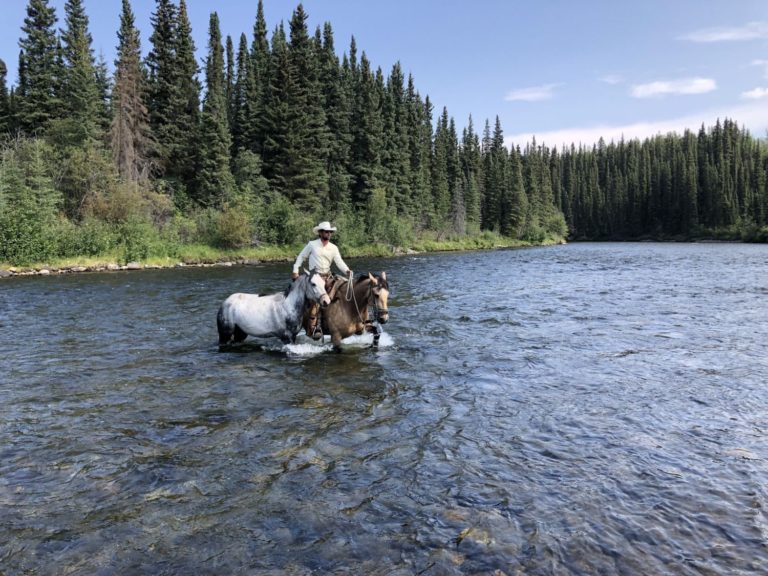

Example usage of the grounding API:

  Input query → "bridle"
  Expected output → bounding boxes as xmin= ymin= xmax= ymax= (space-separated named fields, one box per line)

xmin=346 ymin=275 xmax=388 ymax=325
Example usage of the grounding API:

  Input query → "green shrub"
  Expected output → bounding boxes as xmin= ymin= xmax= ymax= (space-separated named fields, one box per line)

xmin=214 ymin=201 xmax=254 ymax=249
xmin=118 ymin=217 xmax=166 ymax=264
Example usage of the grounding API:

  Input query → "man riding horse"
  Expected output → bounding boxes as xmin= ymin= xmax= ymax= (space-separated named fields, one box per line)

xmin=292 ymin=221 xmax=352 ymax=339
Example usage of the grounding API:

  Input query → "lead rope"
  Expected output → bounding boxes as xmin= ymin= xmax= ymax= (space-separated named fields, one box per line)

xmin=345 ymin=276 xmax=372 ymax=327
xmin=340 ymin=276 xmax=381 ymax=347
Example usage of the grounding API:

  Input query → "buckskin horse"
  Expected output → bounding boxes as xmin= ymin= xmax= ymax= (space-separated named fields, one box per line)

xmin=217 ymin=270 xmax=331 ymax=348
xmin=303 ymin=272 xmax=389 ymax=350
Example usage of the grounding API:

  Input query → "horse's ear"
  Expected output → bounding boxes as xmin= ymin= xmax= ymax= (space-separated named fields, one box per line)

xmin=380 ymin=271 xmax=386 ymax=281
xmin=368 ymin=272 xmax=375 ymax=282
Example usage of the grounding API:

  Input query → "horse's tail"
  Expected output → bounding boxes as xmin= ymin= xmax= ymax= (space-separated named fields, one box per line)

xmin=217 ymin=302 xmax=234 ymax=346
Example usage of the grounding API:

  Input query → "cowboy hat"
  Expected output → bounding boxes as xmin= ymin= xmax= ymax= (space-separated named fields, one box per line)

xmin=313 ymin=221 xmax=337 ymax=233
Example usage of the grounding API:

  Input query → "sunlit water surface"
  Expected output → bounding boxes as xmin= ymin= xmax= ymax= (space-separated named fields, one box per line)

xmin=2 ymin=243 xmax=768 ymax=574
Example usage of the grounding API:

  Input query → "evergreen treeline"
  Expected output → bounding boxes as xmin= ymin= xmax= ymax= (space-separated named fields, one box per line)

xmin=553 ymin=121 xmax=768 ymax=241
xmin=0 ymin=0 xmax=765 ymax=266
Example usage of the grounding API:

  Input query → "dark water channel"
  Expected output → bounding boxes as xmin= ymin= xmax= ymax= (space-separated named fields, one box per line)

xmin=2 ymin=242 xmax=768 ymax=575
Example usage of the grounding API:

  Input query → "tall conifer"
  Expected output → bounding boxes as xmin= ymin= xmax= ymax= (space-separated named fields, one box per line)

xmin=59 ymin=0 xmax=100 ymax=143
xmin=196 ymin=12 xmax=234 ymax=204
xmin=111 ymin=0 xmax=153 ymax=181
xmin=18 ymin=0 xmax=61 ymax=132
xmin=0 ymin=60 xmax=9 ymax=134
xmin=172 ymin=0 xmax=200 ymax=189
xmin=146 ymin=0 xmax=178 ymax=172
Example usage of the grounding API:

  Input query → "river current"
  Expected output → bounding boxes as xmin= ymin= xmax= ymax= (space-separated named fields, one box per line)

xmin=2 ymin=242 xmax=768 ymax=574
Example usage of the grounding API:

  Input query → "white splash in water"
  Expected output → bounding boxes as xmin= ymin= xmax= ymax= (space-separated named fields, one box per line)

xmin=283 ymin=330 xmax=394 ymax=356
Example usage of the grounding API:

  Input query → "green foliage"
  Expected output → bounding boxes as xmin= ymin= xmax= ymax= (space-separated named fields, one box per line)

xmin=54 ymin=216 xmax=118 ymax=257
xmin=254 ymin=190 xmax=311 ymax=245
xmin=118 ymin=216 xmax=165 ymax=264
xmin=212 ymin=197 xmax=255 ymax=249
xmin=0 ymin=138 xmax=62 ymax=264
xmin=741 ymin=223 xmax=768 ymax=243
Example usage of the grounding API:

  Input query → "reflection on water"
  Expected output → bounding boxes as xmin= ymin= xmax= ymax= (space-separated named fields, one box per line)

xmin=2 ymin=243 xmax=768 ymax=574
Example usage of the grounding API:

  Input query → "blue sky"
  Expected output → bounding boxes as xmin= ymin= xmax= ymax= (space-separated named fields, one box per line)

xmin=2 ymin=0 xmax=768 ymax=148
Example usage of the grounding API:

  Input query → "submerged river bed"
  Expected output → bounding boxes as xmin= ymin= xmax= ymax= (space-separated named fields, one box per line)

xmin=2 ymin=242 xmax=768 ymax=574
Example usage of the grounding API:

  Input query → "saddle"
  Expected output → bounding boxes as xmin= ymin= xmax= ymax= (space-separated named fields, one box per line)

xmin=307 ymin=275 xmax=349 ymax=340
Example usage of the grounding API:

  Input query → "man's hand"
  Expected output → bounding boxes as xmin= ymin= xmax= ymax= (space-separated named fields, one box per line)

xmin=291 ymin=272 xmax=299 ymax=281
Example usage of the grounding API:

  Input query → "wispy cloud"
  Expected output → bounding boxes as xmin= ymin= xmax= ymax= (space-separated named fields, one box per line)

xmin=751 ymin=59 xmax=768 ymax=79
xmin=681 ymin=21 xmax=768 ymax=43
xmin=742 ymin=87 xmax=768 ymax=100
xmin=504 ymin=83 xmax=560 ymax=102
xmin=599 ymin=74 xmax=624 ymax=85
xmin=505 ymin=101 xmax=768 ymax=148
xmin=631 ymin=77 xmax=716 ymax=98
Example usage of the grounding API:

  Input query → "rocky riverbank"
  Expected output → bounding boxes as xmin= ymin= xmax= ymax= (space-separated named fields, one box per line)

xmin=0 ymin=259 xmax=265 ymax=278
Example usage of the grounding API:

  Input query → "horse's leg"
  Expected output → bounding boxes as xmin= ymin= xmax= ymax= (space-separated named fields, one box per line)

xmin=368 ymin=323 xmax=380 ymax=347
xmin=233 ymin=325 xmax=248 ymax=343
xmin=330 ymin=329 xmax=343 ymax=352
xmin=306 ymin=302 xmax=322 ymax=340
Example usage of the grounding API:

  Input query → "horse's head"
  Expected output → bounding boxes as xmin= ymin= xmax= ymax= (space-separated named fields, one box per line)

xmin=368 ymin=272 xmax=389 ymax=324
xmin=306 ymin=269 xmax=331 ymax=308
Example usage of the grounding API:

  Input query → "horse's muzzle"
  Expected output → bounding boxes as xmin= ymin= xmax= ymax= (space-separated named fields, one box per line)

xmin=377 ymin=309 xmax=389 ymax=324
xmin=320 ymin=295 xmax=331 ymax=308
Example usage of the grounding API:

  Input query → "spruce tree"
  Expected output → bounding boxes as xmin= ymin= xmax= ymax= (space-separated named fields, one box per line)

xmin=349 ymin=52 xmax=382 ymax=211
xmin=196 ymin=12 xmax=234 ymax=204
xmin=111 ymin=0 xmax=154 ymax=181
xmin=231 ymin=33 xmax=251 ymax=154
xmin=286 ymin=4 xmax=329 ymax=208
xmin=146 ymin=0 xmax=178 ymax=173
xmin=94 ymin=52 xmax=112 ymax=132
xmin=246 ymin=0 xmax=270 ymax=155
xmin=225 ymin=34 xmax=235 ymax=130
xmin=381 ymin=62 xmax=412 ymax=216
xmin=18 ymin=0 xmax=61 ymax=133
xmin=460 ymin=116 xmax=483 ymax=233
xmin=319 ymin=22 xmax=352 ymax=210
xmin=431 ymin=107 xmax=452 ymax=227
xmin=172 ymin=0 xmax=200 ymax=189
xmin=59 ymin=0 xmax=100 ymax=143
xmin=0 ymin=60 xmax=9 ymax=134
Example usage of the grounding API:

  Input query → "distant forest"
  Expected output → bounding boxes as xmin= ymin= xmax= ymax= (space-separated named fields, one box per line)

xmin=1 ymin=0 xmax=767 ymax=265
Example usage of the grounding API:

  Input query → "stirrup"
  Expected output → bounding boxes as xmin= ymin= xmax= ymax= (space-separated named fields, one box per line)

xmin=308 ymin=316 xmax=323 ymax=340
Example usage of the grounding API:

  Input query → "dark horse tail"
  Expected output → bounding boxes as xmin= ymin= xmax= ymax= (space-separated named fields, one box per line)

xmin=217 ymin=304 xmax=233 ymax=346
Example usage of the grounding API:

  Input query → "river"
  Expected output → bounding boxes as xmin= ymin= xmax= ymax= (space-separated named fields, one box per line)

xmin=2 ymin=242 xmax=768 ymax=574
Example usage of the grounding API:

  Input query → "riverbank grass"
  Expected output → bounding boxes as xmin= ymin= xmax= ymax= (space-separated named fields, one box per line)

xmin=0 ymin=231 xmax=563 ymax=274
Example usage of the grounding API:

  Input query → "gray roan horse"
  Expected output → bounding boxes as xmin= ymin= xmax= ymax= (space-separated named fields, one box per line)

xmin=303 ymin=272 xmax=389 ymax=350
xmin=217 ymin=270 xmax=331 ymax=348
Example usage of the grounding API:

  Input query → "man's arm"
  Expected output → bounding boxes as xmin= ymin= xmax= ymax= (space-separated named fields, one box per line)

xmin=292 ymin=242 xmax=312 ymax=277
xmin=332 ymin=245 xmax=350 ymax=276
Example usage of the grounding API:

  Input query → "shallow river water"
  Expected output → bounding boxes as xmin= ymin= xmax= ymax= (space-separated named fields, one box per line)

xmin=2 ymin=242 xmax=768 ymax=575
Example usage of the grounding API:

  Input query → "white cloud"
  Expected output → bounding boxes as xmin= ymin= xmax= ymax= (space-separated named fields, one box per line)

xmin=504 ymin=83 xmax=560 ymax=102
xmin=505 ymin=101 xmax=768 ymax=148
xmin=631 ymin=77 xmax=716 ymax=98
xmin=742 ymin=87 xmax=768 ymax=100
xmin=682 ymin=21 xmax=768 ymax=43
xmin=599 ymin=74 xmax=623 ymax=85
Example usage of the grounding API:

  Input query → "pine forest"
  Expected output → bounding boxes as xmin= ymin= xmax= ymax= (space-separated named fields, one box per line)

xmin=1 ymin=0 xmax=767 ymax=267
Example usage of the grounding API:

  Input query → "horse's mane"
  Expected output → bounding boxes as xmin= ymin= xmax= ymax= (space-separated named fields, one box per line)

xmin=284 ymin=273 xmax=306 ymax=297
xmin=355 ymin=272 xmax=388 ymax=290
